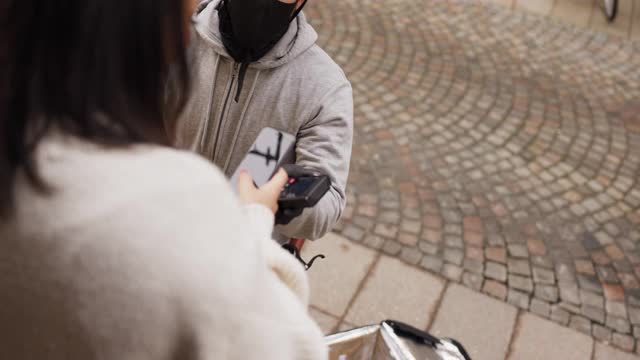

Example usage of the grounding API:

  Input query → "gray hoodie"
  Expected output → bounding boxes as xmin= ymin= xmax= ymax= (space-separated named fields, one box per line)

xmin=170 ymin=0 xmax=353 ymax=240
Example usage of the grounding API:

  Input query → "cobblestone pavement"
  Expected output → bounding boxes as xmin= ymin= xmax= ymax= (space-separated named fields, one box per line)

xmin=305 ymin=0 xmax=640 ymax=353
xmin=486 ymin=0 xmax=640 ymax=41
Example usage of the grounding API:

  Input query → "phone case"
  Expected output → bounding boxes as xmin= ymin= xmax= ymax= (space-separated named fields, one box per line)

xmin=229 ymin=128 xmax=296 ymax=191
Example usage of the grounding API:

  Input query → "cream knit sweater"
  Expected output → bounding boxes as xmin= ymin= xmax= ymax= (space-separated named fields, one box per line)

xmin=0 ymin=134 xmax=327 ymax=360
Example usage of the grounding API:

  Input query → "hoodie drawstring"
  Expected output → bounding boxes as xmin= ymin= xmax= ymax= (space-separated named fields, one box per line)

xmin=234 ymin=60 xmax=250 ymax=102
xmin=223 ymin=69 xmax=261 ymax=172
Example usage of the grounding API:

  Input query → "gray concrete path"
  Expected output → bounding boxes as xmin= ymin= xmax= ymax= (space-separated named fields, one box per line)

xmin=305 ymin=233 xmax=640 ymax=359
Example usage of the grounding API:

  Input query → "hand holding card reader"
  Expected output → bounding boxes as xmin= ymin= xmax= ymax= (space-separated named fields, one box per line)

xmin=230 ymin=129 xmax=329 ymax=270
xmin=278 ymin=166 xmax=331 ymax=209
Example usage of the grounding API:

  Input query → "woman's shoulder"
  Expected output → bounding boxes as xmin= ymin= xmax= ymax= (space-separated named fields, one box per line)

xmin=31 ymin=134 xmax=238 ymax=226
xmin=41 ymin=134 xmax=228 ymax=193
xmin=120 ymin=143 xmax=227 ymax=188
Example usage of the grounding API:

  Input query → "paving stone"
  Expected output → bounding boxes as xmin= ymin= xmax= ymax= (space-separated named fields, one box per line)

xmin=422 ymin=229 xmax=442 ymax=244
xmin=592 ymin=251 xmax=612 ymax=266
xmin=527 ymin=238 xmax=547 ymax=256
xmin=510 ymin=274 xmax=534 ymax=294
xmin=531 ymin=298 xmax=551 ymax=318
xmin=464 ymin=258 xmax=484 ymax=274
xmin=399 ymin=246 xmax=422 ymax=265
xmin=598 ymin=266 xmax=621 ymax=284
xmin=509 ymin=258 xmax=531 ymax=276
xmin=578 ymin=274 xmax=604 ymax=294
xmin=418 ymin=240 xmax=439 ymax=255
xmin=630 ymin=293 xmax=640 ymax=308
xmin=556 ymin=263 xmax=577 ymax=283
xmin=604 ymin=283 xmax=626 ymax=302
xmin=464 ymin=231 xmax=484 ymax=247
xmin=375 ymin=224 xmax=398 ymax=239
xmin=581 ymin=290 xmax=605 ymax=308
xmin=483 ymin=280 xmax=508 ymax=301
xmin=593 ymin=324 xmax=613 ymax=343
xmin=596 ymin=231 xmax=615 ymax=246
xmin=508 ymin=284 xmax=532 ymax=308
xmin=444 ymin=224 xmax=462 ymax=235
xmin=443 ymin=248 xmax=464 ymax=266
xmin=511 ymin=313 xmax=593 ymax=360
xmin=363 ymin=234 xmax=385 ymax=250
xmin=606 ymin=245 xmax=626 ymax=261
xmin=607 ymin=316 xmax=632 ymax=334
xmin=576 ymin=260 xmax=596 ymax=275
xmin=560 ymin=285 xmax=581 ymax=305
xmin=444 ymin=235 xmax=464 ymax=249
xmin=400 ymin=219 xmax=422 ymax=235
xmin=431 ymin=284 xmax=517 ymax=360
xmin=535 ymin=285 xmax=559 ymax=303
xmin=508 ymin=244 xmax=529 ymax=258
xmin=582 ymin=305 xmax=606 ymax=324
xmin=304 ymin=233 xmax=377 ymax=317
xmin=346 ymin=256 xmax=445 ymax=328
xmin=569 ymin=315 xmax=593 ymax=335
xmin=462 ymin=271 xmax=484 ymax=291
xmin=442 ymin=263 xmax=463 ymax=282
xmin=594 ymin=341 xmax=638 ymax=360
xmin=398 ymin=232 xmax=419 ymax=247
xmin=551 ymin=305 xmax=571 ymax=326
xmin=611 ymin=333 xmax=636 ymax=353
xmin=606 ymin=301 xmax=628 ymax=319
xmin=357 ymin=204 xmax=377 ymax=218
xmin=378 ymin=211 xmax=400 ymax=224
xmin=486 ymin=247 xmax=507 ymax=263
xmin=531 ymin=255 xmax=554 ymax=269
xmin=352 ymin=216 xmax=375 ymax=231
xmin=582 ymin=232 xmax=601 ymax=250
xmin=487 ymin=233 xmax=506 ymax=247
xmin=629 ymin=307 xmax=640 ymax=326
xmin=485 ymin=261 xmax=507 ymax=282
xmin=342 ymin=225 xmax=366 ymax=242
xmin=382 ymin=240 xmax=402 ymax=256
xmin=533 ymin=266 xmax=556 ymax=285
xmin=420 ymin=254 xmax=444 ymax=273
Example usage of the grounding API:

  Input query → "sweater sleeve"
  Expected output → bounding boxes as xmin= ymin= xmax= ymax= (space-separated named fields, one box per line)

xmin=242 ymin=204 xmax=310 ymax=304
xmin=173 ymin=182 xmax=328 ymax=360
xmin=275 ymin=81 xmax=354 ymax=240
xmin=105 ymin=159 xmax=328 ymax=360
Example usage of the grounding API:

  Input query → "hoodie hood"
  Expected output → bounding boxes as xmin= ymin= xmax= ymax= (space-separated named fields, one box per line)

xmin=194 ymin=0 xmax=318 ymax=70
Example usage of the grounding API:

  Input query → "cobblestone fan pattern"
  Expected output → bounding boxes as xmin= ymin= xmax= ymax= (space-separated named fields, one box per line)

xmin=305 ymin=0 xmax=640 ymax=352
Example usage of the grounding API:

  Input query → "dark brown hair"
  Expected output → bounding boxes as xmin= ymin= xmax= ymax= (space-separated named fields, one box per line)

xmin=0 ymin=0 xmax=191 ymax=214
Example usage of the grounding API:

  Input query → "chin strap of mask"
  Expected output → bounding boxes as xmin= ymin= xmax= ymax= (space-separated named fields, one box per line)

xmin=290 ymin=0 xmax=308 ymax=22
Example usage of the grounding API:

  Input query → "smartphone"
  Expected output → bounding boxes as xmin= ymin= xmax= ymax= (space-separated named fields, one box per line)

xmin=230 ymin=128 xmax=296 ymax=191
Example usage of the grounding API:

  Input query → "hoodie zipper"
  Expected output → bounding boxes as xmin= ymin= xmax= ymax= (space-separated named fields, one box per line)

xmin=210 ymin=62 xmax=240 ymax=161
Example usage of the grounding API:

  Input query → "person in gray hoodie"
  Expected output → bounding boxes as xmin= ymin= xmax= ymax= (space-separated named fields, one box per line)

xmin=169 ymin=0 xmax=353 ymax=241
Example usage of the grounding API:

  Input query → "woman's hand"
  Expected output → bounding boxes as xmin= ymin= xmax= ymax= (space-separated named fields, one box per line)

xmin=238 ymin=168 xmax=289 ymax=214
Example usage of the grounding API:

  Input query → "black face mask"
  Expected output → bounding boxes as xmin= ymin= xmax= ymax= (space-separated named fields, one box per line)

xmin=218 ymin=0 xmax=307 ymax=101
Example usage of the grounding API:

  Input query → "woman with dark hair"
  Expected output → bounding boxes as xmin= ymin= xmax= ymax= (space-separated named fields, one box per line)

xmin=0 ymin=1 xmax=327 ymax=359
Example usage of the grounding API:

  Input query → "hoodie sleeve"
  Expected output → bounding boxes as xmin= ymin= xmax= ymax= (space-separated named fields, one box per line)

xmin=275 ymin=80 xmax=354 ymax=240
